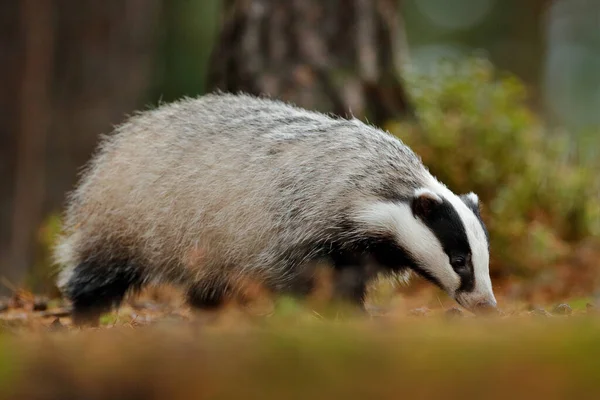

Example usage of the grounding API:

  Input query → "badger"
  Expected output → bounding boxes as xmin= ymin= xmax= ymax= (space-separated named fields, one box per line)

xmin=54 ymin=93 xmax=496 ymax=325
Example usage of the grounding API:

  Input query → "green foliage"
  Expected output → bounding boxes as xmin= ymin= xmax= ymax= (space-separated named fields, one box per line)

xmin=27 ymin=214 xmax=63 ymax=294
xmin=388 ymin=57 xmax=600 ymax=276
xmin=566 ymin=297 xmax=594 ymax=311
xmin=150 ymin=0 xmax=221 ymax=103
xmin=273 ymin=296 xmax=305 ymax=317
xmin=100 ymin=314 xmax=119 ymax=326
xmin=0 ymin=338 xmax=14 ymax=395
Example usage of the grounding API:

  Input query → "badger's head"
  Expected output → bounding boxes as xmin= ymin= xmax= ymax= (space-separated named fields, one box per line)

xmin=356 ymin=183 xmax=496 ymax=314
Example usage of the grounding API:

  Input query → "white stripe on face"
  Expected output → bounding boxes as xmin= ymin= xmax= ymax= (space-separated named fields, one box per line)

xmin=354 ymin=201 xmax=460 ymax=293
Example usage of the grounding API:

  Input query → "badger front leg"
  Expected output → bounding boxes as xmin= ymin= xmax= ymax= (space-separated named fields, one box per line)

xmin=330 ymin=251 xmax=377 ymax=310
xmin=332 ymin=267 xmax=369 ymax=307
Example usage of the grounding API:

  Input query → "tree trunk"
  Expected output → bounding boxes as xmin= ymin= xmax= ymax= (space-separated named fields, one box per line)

xmin=207 ymin=0 xmax=415 ymax=125
xmin=3 ymin=0 xmax=54 ymax=293
xmin=0 ymin=0 xmax=161 ymax=295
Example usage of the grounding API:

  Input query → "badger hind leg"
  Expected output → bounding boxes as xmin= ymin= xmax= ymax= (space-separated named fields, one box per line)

xmin=60 ymin=259 xmax=144 ymax=326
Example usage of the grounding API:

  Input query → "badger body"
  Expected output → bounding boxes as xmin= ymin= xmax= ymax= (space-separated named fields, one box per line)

xmin=55 ymin=93 xmax=496 ymax=324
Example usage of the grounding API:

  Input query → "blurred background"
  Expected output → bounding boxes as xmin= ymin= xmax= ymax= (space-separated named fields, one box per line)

xmin=1 ymin=0 xmax=599 ymax=303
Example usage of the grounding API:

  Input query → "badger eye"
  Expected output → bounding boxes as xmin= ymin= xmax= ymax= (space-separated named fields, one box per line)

xmin=451 ymin=256 xmax=468 ymax=271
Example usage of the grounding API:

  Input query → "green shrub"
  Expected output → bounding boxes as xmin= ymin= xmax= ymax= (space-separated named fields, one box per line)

xmin=28 ymin=213 xmax=62 ymax=295
xmin=388 ymin=58 xmax=600 ymax=277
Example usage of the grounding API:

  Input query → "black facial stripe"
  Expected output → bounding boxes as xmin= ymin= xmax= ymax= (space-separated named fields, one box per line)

xmin=457 ymin=262 xmax=475 ymax=292
xmin=416 ymin=198 xmax=471 ymax=258
xmin=414 ymin=197 xmax=475 ymax=292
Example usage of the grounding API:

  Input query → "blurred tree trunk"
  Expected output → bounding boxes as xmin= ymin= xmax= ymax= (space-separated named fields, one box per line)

xmin=0 ymin=0 xmax=161 ymax=295
xmin=207 ymin=0 xmax=415 ymax=125
xmin=0 ymin=1 xmax=22 ymax=293
xmin=4 ymin=0 xmax=55 ymax=293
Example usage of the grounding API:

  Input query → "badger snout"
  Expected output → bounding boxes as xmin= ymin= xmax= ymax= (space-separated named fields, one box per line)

xmin=471 ymin=299 xmax=498 ymax=314
xmin=456 ymin=293 xmax=498 ymax=315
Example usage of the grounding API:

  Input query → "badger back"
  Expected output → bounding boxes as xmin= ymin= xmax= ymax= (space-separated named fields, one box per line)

xmin=54 ymin=93 xmax=431 ymax=287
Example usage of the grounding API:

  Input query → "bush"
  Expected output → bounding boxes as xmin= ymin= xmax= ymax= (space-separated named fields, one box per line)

xmin=387 ymin=58 xmax=600 ymax=278
xmin=29 ymin=213 xmax=62 ymax=295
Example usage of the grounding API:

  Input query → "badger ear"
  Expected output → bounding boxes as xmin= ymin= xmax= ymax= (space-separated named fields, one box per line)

xmin=411 ymin=188 xmax=443 ymax=219
xmin=460 ymin=192 xmax=480 ymax=213
xmin=465 ymin=192 xmax=479 ymax=205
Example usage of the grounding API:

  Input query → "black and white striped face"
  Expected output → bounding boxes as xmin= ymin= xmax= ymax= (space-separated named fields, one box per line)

xmin=356 ymin=185 xmax=496 ymax=313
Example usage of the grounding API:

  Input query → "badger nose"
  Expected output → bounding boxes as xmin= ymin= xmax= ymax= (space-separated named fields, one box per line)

xmin=473 ymin=299 xmax=498 ymax=315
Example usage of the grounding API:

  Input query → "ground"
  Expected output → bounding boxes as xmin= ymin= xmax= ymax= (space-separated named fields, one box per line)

xmin=1 ymin=280 xmax=600 ymax=400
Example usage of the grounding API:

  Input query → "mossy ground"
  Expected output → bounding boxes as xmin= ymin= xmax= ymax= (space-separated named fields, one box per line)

xmin=1 ymin=285 xmax=600 ymax=400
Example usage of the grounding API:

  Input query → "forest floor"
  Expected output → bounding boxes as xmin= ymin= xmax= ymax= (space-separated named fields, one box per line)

xmin=1 ymin=280 xmax=600 ymax=400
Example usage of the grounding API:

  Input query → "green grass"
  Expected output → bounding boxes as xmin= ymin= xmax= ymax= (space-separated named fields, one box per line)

xmin=563 ymin=296 xmax=594 ymax=311
xmin=0 ymin=337 xmax=15 ymax=397
xmin=99 ymin=313 xmax=120 ymax=326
